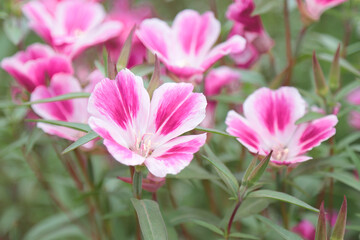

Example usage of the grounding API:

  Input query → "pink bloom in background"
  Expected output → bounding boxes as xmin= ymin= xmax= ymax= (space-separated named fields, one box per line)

xmin=225 ymin=87 xmax=338 ymax=165
xmin=23 ymin=0 xmax=123 ymax=58
xmin=88 ymin=69 xmax=207 ymax=177
xmin=30 ymin=70 xmax=103 ymax=149
xmin=137 ymin=9 xmax=246 ymax=83
xmin=226 ymin=0 xmax=274 ymax=68
xmin=202 ymin=67 xmax=241 ymax=128
xmin=1 ymin=44 xmax=72 ymax=92
xmin=297 ymin=0 xmax=348 ymax=21
xmin=347 ymin=87 xmax=360 ymax=130
xmin=292 ymin=220 xmax=315 ymax=240
xmin=118 ymin=173 xmax=165 ymax=193
xmin=106 ymin=0 xmax=153 ymax=67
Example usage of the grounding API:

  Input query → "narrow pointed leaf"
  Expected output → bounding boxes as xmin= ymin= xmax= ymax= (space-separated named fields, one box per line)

xmin=190 ymin=220 xmax=224 ymax=236
xmin=26 ymin=119 xmax=91 ymax=132
xmin=323 ymin=172 xmax=360 ymax=192
xmin=256 ymin=215 xmax=302 ymax=240
xmin=315 ymin=203 xmax=327 ymax=240
xmin=242 ymin=154 xmax=259 ymax=186
xmin=329 ymin=44 xmax=341 ymax=92
xmin=330 ymin=196 xmax=347 ymax=240
xmin=117 ymin=26 xmax=135 ymax=71
xmin=312 ymin=51 xmax=329 ymax=97
xmin=247 ymin=190 xmax=319 ymax=212
xmin=335 ymin=79 xmax=360 ymax=101
xmin=131 ymin=64 xmax=154 ymax=76
xmin=346 ymin=147 xmax=360 ymax=178
xmin=229 ymin=232 xmax=259 ymax=239
xmin=23 ymin=92 xmax=90 ymax=106
xmin=195 ymin=126 xmax=236 ymax=138
xmin=295 ymin=112 xmax=325 ymax=125
xmin=147 ymin=55 xmax=160 ymax=98
xmin=131 ymin=199 xmax=168 ymax=240
xmin=62 ymin=131 xmax=99 ymax=154
xmin=247 ymin=151 xmax=272 ymax=187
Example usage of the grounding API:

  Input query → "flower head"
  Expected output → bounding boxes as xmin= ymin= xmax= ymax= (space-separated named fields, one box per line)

xmin=1 ymin=44 xmax=72 ymax=92
xmin=292 ymin=220 xmax=315 ymax=240
xmin=225 ymin=87 xmax=338 ymax=165
xmin=297 ymin=0 xmax=348 ymax=22
xmin=137 ymin=9 xmax=246 ymax=82
xmin=23 ymin=0 xmax=123 ymax=58
xmin=88 ymin=69 xmax=207 ymax=177
xmin=347 ymin=87 xmax=360 ymax=130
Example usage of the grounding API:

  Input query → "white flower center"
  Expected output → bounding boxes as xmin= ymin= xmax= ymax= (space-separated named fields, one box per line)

xmin=273 ymin=144 xmax=289 ymax=162
xmin=134 ymin=133 xmax=154 ymax=158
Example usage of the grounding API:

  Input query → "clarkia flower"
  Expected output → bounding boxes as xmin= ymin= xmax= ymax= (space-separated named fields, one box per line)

xmin=88 ymin=69 xmax=207 ymax=177
xmin=137 ymin=9 xmax=246 ymax=82
xmin=292 ymin=220 xmax=315 ymax=240
xmin=1 ymin=43 xmax=72 ymax=92
xmin=297 ymin=0 xmax=348 ymax=22
xmin=347 ymin=87 xmax=360 ymax=130
xmin=225 ymin=87 xmax=338 ymax=165
xmin=226 ymin=0 xmax=274 ymax=68
xmin=23 ymin=0 xmax=123 ymax=58
xmin=31 ymin=70 xmax=103 ymax=148
xmin=202 ymin=67 xmax=241 ymax=128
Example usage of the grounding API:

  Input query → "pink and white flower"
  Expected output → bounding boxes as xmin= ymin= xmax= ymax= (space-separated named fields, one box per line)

xmin=105 ymin=0 xmax=153 ymax=67
xmin=30 ymin=70 xmax=103 ymax=148
xmin=88 ymin=69 xmax=207 ymax=177
xmin=297 ymin=0 xmax=348 ymax=21
xmin=1 ymin=43 xmax=72 ymax=92
xmin=225 ymin=87 xmax=338 ymax=165
xmin=23 ymin=0 xmax=123 ymax=58
xmin=292 ymin=220 xmax=315 ymax=240
xmin=202 ymin=67 xmax=241 ymax=128
xmin=226 ymin=0 xmax=274 ymax=68
xmin=137 ymin=9 xmax=246 ymax=82
xmin=347 ymin=87 xmax=360 ymax=130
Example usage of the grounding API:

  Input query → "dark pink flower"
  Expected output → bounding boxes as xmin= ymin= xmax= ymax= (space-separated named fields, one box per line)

xmin=226 ymin=0 xmax=274 ymax=68
xmin=225 ymin=87 xmax=338 ymax=165
xmin=30 ymin=70 xmax=103 ymax=148
xmin=137 ymin=9 xmax=246 ymax=82
xmin=88 ymin=69 xmax=207 ymax=177
xmin=106 ymin=0 xmax=153 ymax=67
xmin=1 ymin=43 xmax=72 ymax=92
xmin=347 ymin=87 xmax=360 ymax=130
xmin=23 ymin=0 xmax=123 ymax=58
xmin=202 ymin=67 xmax=241 ymax=128
xmin=292 ymin=220 xmax=315 ymax=240
xmin=118 ymin=173 xmax=165 ymax=193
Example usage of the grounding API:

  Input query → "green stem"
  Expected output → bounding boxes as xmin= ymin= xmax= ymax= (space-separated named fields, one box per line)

xmin=132 ymin=168 xmax=143 ymax=200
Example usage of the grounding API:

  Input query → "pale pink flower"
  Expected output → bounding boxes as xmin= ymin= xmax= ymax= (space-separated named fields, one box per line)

xmin=23 ymin=0 xmax=123 ymax=58
xmin=118 ymin=173 xmax=165 ymax=193
xmin=106 ymin=0 xmax=153 ymax=67
xmin=30 ymin=70 xmax=103 ymax=148
xmin=137 ymin=9 xmax=246 ymax=82
xmin=1 ymin=43 xmax=72 ymax=92
xmin=226 ymin=0 xmax=274 ymax=68
xmin=292 ymin=220 xmax=315 ymax=240
xmin=298 ymin=0 xmax=348 ymax=21
xmin=202 ymin=67 xmax=241 ymax=128
xmin=347 ymin=87 xmax=360 ymax=130
xmin=225 ymin=87 xmax=338 ymax=165
xmin=88 ymin=69 xmax=207 ymax=177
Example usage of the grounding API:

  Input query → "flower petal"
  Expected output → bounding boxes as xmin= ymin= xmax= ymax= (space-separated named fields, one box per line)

xmin=148 ymin=82 xmax=206 ymax=146
xmin=104 ymin=138 xmax=145 ymax=166
xmin=145 ymin=134 xmax=206 ymax=177
xmin=88 ymin=69 xmax=150 ymax=147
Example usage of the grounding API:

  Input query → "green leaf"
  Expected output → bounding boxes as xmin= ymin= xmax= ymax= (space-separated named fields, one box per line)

xmin=131 ymin=64 xmax=154 ymax=76
xmin=315 ymin=203 xmax=327 ymax=240
xmin=318 ymin=53 xmax=360 ymax=77
xmin=346 ymin=147 xmax=360 ymax=177
xmin=3 ymin=16 xmax=28 ymax=45
xmin=131 ymin=198 xmax=168 ymax=240
xmin=256 ymin=215 xmax=302 ymax=240
xmin=335 ymin=79 xmax=360 ymax=101
xmin=323 ymin=171 xmax=360 ymax=192
xmin=190 ymin=219 xmax=224 ymax=236
xmin=169 ymin=207 xmax=220 ymax=226
xmin=247 ymin=190 xmax=319 ymax=212
xmin=203 ymin=145 xmax=239 ymax=199
xmin=295 ymin=112 xmax=325 ymax=125
xmin=195 ymin=126 xmax=236 ymax=138
xmin=236 ymin=198 xmax=271 ymax=219
xmin=246 ymin=151 xmax=271 ymax=187
xmin=337 ymin=132 xmax=360 ymax=150
xmin=26 ymin=119 xmax=91 ymax=132
xmin=147 ymin=55 xmax=160 ymax=98
xmin=252 ymin=0 xmax=279 ymax=16
xmin=330 ymin=196 xmax=347 ymax=240
xmin=229 ymin=232 xmax=259 ymax=239
xmin=167 ymin=163 xmax=219 ymax=180
xmin=117 ymin=26 xmax=135 ymax=71
xmin=62 ymin=131 xmax=99 ymax=154
xmin=24 ymin=92 xmax=90 ymax=106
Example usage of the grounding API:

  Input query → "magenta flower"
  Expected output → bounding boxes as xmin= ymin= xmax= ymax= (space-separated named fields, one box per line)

xmin=292 ymin=220 xmax=315 ymax=240
xmin=347 ymin=87 xmax=360 ymax=130
xmin=23 ymin=0 xmax=123 ymax=58
xmin=226 ymin=0 xmax=274 ymax=68
xmin=88 ymin=69 xmax=207 ymax=177
xmin=137 ymin=9 xmax=246 ymax=82
xmin=225 ymin=87 xmax=338 ymax=165
xmin=297 ymin=0 xmax=348 ymax=21
xmin=202 ymin=67 xmax=241 ymax=128
xmin=106 ymin=0 xmax=153 ymax=67
xmin=31 ymin=71 xmax=103 ymax=149
xmin=1 ymin=44 xmax=72 ymax=92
